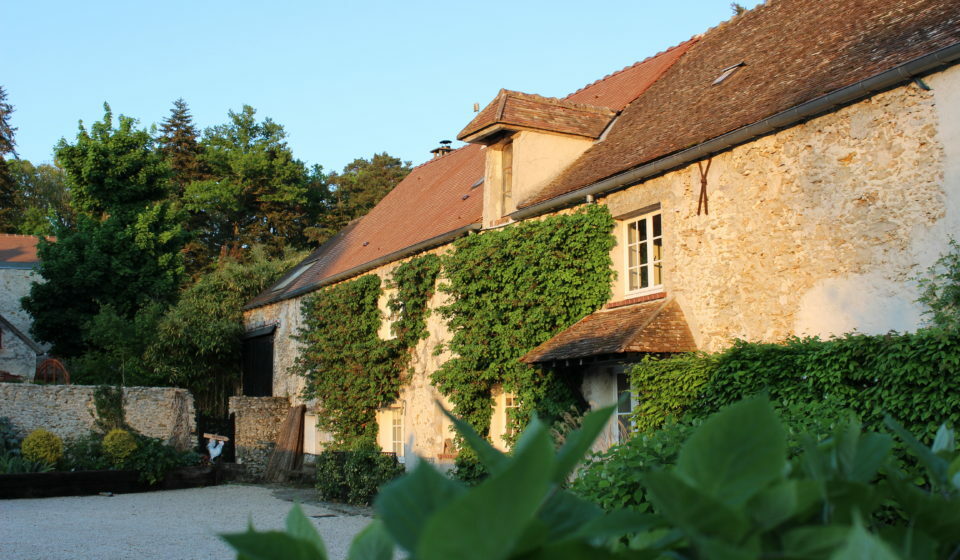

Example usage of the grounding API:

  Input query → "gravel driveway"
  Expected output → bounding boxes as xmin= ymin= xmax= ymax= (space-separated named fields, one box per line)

xmin=0 ymin=484 xmax=372 ymax=559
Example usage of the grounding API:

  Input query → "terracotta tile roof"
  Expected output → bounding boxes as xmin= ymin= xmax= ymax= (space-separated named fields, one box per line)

xmin=564 ymin=39 xmax=697 ymax=111
xmin=246 ymin=144 xmax=484 ymax=309
xmin=522 ymin=0 xmax=960 ymax=208
xmin=0 ymin=234 xmax=43 ymax=269
xmin=522 ymin=297 xmax=696 ymax=364
xmin=457 ymin=90 xmax=615 ymax=143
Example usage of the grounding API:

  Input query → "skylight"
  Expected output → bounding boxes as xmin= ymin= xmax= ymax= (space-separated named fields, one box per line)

xmin=712 ymin=62 xmax=746 ymax=85
xmin=270 ymin=262 xmax=313 ymax=293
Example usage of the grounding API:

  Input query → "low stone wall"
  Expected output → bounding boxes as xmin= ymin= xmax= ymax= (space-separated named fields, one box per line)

xmin=229 ymin=396 xmax=290 ymax=479
xmin=0 ymin=383 xmax=196 ymax=450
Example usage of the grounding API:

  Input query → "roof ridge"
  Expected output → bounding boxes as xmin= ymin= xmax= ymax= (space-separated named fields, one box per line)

xmin=406 ymin=143 xmax=474 ymax=173
xmin=500 ymin=89 xmax=615 ymax=114
xmin=563 ymin=37 xmax=699 ymax=100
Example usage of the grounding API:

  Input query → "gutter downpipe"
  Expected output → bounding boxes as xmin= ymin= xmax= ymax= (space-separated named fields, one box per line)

xmin=509 ymin=42 xmax=960 ymax=221
xmin=244 ymin=222 xmax=483 ymax=310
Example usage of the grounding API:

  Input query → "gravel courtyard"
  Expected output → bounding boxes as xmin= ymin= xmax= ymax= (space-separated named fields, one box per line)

xmin=0 ymin=484 xmax=372 ymax=559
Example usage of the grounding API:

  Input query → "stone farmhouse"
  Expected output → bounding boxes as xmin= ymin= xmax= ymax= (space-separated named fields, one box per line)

xmin=242 ymin=0 xmax=960 ymax=463
xmin=0 ymin=235 xmax=46 ymax=380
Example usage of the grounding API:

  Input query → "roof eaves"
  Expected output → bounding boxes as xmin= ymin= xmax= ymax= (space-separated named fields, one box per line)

xmin=243 ymin=222 xmax=482 ymax=311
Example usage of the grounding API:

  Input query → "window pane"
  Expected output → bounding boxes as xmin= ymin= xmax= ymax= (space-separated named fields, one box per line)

xmin=640 ymin=242 xmax=648 ymax=265
xmin=653 ymin=214 xmax=661 ymax=237
xmin=618 ymin=415 xmax=632 ymax=441
xmin=627 ymin=222 xmax=637 ymax=245
xmin=628 ymin=247 xmax=637 ymax=268
xmin=629 ymin=269 xmax=640 ymax=291
xmin=640 ymin=266 xmax=649 ymax=288
xmin=654 ymin=262 xmax=662 ymax=285
xmin=653 ymin=238 xmax=663 ymax=261
xmin=638 ymin=218 xmax=647 ymax=242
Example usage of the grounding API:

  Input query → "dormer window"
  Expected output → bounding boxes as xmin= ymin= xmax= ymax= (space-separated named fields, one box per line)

xmin=501 ymin=141 xmax=513 ymax=213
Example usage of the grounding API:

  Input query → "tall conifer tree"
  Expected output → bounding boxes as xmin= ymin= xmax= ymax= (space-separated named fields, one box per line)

xmin=0 ymin=86 xmax=20 ymax=233
xmin=158 ymin=98 xmax=206 ymax=193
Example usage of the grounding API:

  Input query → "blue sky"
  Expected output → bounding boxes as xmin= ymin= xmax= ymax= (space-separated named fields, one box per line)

xmin=4 ymin=0 xmax=763 ymax=174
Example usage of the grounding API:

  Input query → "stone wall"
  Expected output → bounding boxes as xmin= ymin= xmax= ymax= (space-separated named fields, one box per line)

xmin=0 ymin=325 xmax=38 ymax=379
xmin=0 ymin=384 xmax=196 ymax=450
xmin=229 ymin=396 xmax=290 ymax=478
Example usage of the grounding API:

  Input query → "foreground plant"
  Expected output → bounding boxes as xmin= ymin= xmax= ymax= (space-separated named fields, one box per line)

xmin=223 ymin=397 xmax=960 ymax=559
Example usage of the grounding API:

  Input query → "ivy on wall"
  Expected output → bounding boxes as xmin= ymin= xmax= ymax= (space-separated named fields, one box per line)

xmin=433 ymin=204 xmax=616 ymax=440
xmin=629 ymin=352 xmax=716 ymax=433
xmin=293 ymin=255 xmax=440 ymax=448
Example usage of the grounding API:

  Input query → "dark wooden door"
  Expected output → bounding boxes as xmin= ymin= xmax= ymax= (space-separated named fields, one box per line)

xmin=241 ymin=333 xmax=274 ymax=397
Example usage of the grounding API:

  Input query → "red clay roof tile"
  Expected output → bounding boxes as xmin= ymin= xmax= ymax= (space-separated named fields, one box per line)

xmin=0 ymin=234 xmax=43 ymax=266
xmin=523 ymin=0 xmax=960 ymax=208
xmin=522 ymin=298 xmax=696 ymax=363
xmin=458 ymin=90 xmax=616 ymax=142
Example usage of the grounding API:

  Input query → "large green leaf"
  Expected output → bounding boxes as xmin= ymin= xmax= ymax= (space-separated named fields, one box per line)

xmin=780 ymin=526 xmax=850 ymax=559
xmin=746 ymin=480 xmax=819 ymax=531
xmin=885 ymin=416 xmax=948 ymax=490
xmin=833 ymin=419 xmax=892 ymax=483
xmin=220 ymin=531 xmax=326 ymax=560
xmin=346 ymin=521 xmax=394 ymax=560
xmin=829 ymin=518 xmax=901 ymax=560
xmin=442 ymin=405 xmax=509 ymax=475
xmin=374 ymin=459 xmax=466 ymax=553
xmin=554 ymin=405 xmax=615 ymax=483
xmin=675 ymin=397 xmax=787 ymax=506
xmin=417 ymin=419 xmax=555 ymax=560
xmin=537 ymin=490 xmax=604 ymax=543
xmin=284 ymin=504 xmax=327 ymax=554
xmin=642 ymin=470 xmax=750 ymax=542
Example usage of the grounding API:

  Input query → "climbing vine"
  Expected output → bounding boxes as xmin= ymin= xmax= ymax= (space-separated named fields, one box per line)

xmin=433 ymin=204 xmax=616 ymax=443
xmin=293 ymin=255 xmax=441 ymax=448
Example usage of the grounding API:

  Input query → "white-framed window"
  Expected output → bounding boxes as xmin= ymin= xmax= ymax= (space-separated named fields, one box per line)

xmin=624 ymin=210 xmax=663 ymax=295
xmin=503 ymin=393 xmax=520 ymax=439
xmin=390 ymin=407 xmax=404 ymax=463
xmin=616 ymin=373 xmax=634 ymax=442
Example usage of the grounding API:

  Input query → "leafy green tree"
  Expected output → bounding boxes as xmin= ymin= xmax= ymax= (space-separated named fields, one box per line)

xmin=158 ymin=98 xmax=207 ymax=194
xmin=22 ymin=105 xmax=187 ymax=357
xmin=307 ymin=153 xmax=411 ymax=244
xmin=146 ymin=246 xmax=305 ymax=415
xmin=183 ymin=105 xmax=313 ymax=269
xmin=918 ymin=238 xmax=960 ymax=329
xmin=6 ymin=159 xmax=72 ymax=235
xmin=0 ymin=85 xmax=19 ymax=233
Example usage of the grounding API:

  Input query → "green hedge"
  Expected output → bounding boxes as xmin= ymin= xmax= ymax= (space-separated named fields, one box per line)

xmin=630 ymin=328 xmax=960 ymax=444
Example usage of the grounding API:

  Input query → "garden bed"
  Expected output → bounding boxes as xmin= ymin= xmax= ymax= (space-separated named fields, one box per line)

xmin=0 ymin=465 xmax=219 ymax=499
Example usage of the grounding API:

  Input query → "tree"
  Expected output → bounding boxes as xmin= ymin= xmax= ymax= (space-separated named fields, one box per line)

xmin=308 ymin=153 xmax=411 ymax=243
xmin=182 ymin=105 xmax=313 ymax=270
xmin=146 ymin=246 xmax=305 ymax=415
xmin=158 ymin=98 xmax=206 ymax=194
xmin=6 ymin=159 xmax=72 ymax=235
xmin=22 ymin=105 xmax=188 ymax=358
xmin=0 ymin=86 xmax=19 ymax=233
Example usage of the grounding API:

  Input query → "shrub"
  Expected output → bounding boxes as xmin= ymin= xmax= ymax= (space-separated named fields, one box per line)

xmin=0 ymin=417 xmax=22 ymax=454
xmin=102 ymin=429 xmax=138 ymax=466
xmin=21 ymin=429 xmax=63 ymax=465
xmin=122 ymin=434 xmax=198 ymax=484
xmin=315 ymin=443 xmax=404 ymax=505
xmin=0 ymin=450 xmax=53 ymax=474
xmin=62 ymin=432 xmax=110 ymax=471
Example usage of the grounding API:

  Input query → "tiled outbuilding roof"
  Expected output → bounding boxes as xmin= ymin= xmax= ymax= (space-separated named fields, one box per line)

xmin=458 ymin=90 xmax=616 ymax=143
xmin=0 ymin=234 xmax=43 ymax=269
xmin=522 ymin=0 xmax=960 ymax=207
xmin=522 ymin=297 xmax=696 ymax=364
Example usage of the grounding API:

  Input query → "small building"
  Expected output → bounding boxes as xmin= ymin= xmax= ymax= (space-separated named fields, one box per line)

xmin=0 ymin=235 xmax=47 ymax=380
